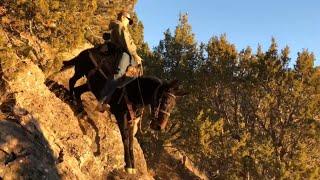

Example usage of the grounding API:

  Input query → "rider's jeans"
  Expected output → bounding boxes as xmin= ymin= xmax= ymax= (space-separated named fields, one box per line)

xmin=114 ymin=52 xmax=137 ymax=80
xmin=99 ymin=52 xmax=136 ymax=103
xmin=114 ymin=53 xmax=130 ymax=80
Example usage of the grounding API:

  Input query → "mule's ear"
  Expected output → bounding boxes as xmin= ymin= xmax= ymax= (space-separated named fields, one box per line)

xmin=168 ymin=79 xmax=179 ymax=89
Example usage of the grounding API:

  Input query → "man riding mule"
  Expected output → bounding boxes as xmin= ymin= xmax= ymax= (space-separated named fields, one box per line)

xmin=96 ymin=11 xmax=143 ymax=110
xmin=58 ymin=11 xmax=187 ymax=174
xmin=60 ymin=11 xmax=143 ymax=112
xmin=61 ymin=59 xmax=187 ymax=174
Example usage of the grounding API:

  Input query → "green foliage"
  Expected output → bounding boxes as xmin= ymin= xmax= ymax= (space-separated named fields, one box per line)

xmin=148 ymin=14 xmax=199 ymax=80
xmin=1 ymin=0 xmax=139 ymax=74
xmin=143 ymin=13 xmax=320 ymax=179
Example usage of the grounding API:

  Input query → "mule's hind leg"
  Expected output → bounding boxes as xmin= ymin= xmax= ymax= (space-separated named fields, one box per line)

xmin=73 ymin=84 xmax=89 ymax=114
xmin=69 ymin=72 xmax=83 ymax=97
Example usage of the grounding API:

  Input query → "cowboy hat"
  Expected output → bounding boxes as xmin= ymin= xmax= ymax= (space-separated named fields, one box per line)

xmin=119 ymin=11 xmax=133 ymax=25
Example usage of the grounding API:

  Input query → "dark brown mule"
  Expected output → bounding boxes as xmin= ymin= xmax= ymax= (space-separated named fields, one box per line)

xmin=72 ymin=74 xmax=186 ymax=173
xmin=61 ymin=48 xmax=186 ymax=173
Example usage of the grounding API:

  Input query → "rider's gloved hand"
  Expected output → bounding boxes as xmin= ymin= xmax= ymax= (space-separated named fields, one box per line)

xmin=133 ymin=54 xmax=143 ymax=65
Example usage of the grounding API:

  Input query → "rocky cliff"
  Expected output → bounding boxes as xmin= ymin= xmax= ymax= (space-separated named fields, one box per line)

xmin=0 ymin=45 xmax=152 ymax=179
xmin=0 ymin=1 xmax=154 ymax=178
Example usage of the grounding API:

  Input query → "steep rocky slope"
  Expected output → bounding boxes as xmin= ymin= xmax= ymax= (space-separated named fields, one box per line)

xmin=0 ymin=1 xmax=155 ymax=178
xmin=0 ymin=46 xmax=152 ymax=179
xmin=0 ymin=1 xmax=209 ymax=179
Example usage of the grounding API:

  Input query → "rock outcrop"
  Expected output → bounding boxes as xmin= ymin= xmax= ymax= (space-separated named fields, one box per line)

xmin=0 ymin=48 xmax=152 ymax=179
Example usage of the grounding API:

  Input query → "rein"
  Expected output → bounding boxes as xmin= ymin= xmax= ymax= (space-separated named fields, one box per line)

xmin=120 ymin=78 xmax=175 ymax=134
xmin=159 ymin=109 xmax=171 ymax=116
xmin=88 ymin=51 xmax=109 ymax=80
xmin=119 ymin=77 xmax=147 ymax=134
xmin=137 ymin=78 xmax=149 ymax=134
xmin=166 ymin=92 xmax=176 ymax=99
xmin=134 ymin=79 xmax=164 ymax=134
xmin=152 ymin=83 xmax=163 ymax=118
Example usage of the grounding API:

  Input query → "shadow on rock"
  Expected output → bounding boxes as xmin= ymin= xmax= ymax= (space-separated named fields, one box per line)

xmin=45 ymin=79 xmax=78 ymax=112
xmin=45 ymin=79 xmax=101 ymax=156
xmin=0 ymin=98 xmax=60 ymax=179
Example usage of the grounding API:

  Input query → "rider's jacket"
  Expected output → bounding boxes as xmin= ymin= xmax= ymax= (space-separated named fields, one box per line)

xmin=109 ymin=20 xmax=142 ymax=64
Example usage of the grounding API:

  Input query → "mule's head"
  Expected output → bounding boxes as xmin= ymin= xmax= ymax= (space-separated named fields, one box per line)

xmin=150 ymin=80 xmax=187 ymax=131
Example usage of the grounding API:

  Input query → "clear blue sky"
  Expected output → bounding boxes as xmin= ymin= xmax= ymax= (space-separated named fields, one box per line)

xmin=136 ymin=0 xmax=320 ymax=66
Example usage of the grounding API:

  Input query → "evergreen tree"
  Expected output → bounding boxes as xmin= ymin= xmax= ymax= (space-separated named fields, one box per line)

xmin=143 ymin=12 xmax=320 ymax=178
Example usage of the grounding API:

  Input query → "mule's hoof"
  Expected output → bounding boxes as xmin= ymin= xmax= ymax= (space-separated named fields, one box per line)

xmin=76 ymin=111 xmax=86 ymax=119
xmin=125 ymin=168 xmax=136 ymax=174
xmin=95 ymin=103 xmax=110 ymax=113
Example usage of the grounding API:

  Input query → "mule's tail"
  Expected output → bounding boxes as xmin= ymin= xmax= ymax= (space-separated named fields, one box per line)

xmin=60 ymin=57 xmax=77 ymax=72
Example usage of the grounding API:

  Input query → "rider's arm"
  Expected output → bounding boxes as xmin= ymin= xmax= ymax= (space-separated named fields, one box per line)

xmin=121 ymin=27 xmax=142 ymax=64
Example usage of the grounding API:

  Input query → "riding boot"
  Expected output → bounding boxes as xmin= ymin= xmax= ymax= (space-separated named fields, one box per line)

xmin=96 ymin=79 xmax=117 ymax=112
xmin=96 ymin=52 xmax=135 ymax=112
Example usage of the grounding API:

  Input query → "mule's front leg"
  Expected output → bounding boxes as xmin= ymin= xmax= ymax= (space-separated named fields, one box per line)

xmin=69 ymin=75 xmax=78 ymax=97
xmin=127 ymin=117 xmax=141 ymax=174
xmin=128 ymin=123 xmax=136 ymax=174
xmin=119 ymin=115 xmax=133 ymax=172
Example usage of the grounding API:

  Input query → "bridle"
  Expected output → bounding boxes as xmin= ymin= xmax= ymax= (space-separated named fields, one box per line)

xmin=152 ymin=84 xmax=177 ymax=120
xmin=136 ymin=79 xmax=177 ymax=133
